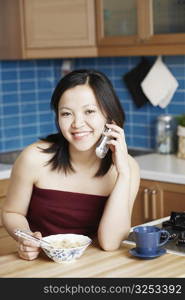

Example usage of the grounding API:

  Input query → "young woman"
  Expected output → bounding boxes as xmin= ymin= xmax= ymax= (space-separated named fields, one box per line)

xmin=2 ymin=69 xmax=140 ymax=260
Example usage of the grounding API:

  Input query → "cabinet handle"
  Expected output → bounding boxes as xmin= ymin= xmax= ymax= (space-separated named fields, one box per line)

xmin=144 ymin=188 xmax=149 ymax=219
xmin=151 ymin=189 xmax=157 ymax=219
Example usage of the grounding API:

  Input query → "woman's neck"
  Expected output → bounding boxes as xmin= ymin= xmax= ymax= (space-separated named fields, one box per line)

xmin=69 ymin=146 xmax=100 ymax=171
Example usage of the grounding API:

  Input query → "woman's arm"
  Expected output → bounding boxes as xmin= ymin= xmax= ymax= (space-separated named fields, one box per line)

xmin=2 ymin=144 xmax=43 ymax=260
xmin=97 ymin=124 xmax=140 ymax=251
xmin=2 ymin=145 xmax=37 ymax=237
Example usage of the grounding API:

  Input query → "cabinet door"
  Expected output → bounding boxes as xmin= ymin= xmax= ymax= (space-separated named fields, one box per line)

xmin=132 ymin=179 xmax=185 ymax=227
xmin=143 ymin=0 xmax=185 ymax=46
xmin=131 ymin=179 xmax=163 ymax=226
xmin=131 ymin=185 xmax=147 ymax=227
xmin=24 ymin=0 xmax=96 ymax=48
xmin=160 ymin=182 xmax=185 ymax=217
xmin=96 ymin=0 xmax=138 ymax=46
xmin=96 ymin=0 xmax=185 ymax=55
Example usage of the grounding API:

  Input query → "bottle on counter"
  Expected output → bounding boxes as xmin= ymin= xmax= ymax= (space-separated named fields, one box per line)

xmin=155 ymin=114 xmax=177 ymax=154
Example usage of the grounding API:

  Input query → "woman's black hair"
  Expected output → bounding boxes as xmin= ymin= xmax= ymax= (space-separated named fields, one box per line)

xmin=41 ymin=69 xmax=125 ymax=177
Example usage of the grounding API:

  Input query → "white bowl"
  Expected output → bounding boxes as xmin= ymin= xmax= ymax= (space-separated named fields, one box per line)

xmin=41 ymin=233 xmax=92 ymax=263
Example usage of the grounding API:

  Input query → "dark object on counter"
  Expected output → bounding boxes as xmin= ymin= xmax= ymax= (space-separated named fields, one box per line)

xmin=162 ymin=211 xmax=185 ymax=231
xmin=127 ymin=148 xmax=153 ymax=157
xmin=123 ymin=57 xmax=152 ymax=108
xmin=160 ymin=230 xmax=177 ymax=241
xmin=176 ymin=231 xmax=185 ymax=246
xmin=162 ymin=211 xmax=185 ymax=248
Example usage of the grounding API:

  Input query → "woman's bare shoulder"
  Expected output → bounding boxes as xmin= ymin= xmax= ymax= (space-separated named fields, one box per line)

xmin=14 ymin=141 xmax=52 ymax=171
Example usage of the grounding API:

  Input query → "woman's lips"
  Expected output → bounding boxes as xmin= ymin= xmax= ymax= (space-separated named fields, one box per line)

xmin=71 ymin=131 xmax=92 ymax=140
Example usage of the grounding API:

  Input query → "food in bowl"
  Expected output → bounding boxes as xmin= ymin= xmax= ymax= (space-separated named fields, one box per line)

xmin=41 ymin=233 xmax=92 ymax=263
xmin=51 ymin=239 xmax=87 ymax=249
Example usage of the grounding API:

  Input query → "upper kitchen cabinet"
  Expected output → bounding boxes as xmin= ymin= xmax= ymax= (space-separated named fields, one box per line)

xmin=0 ymin=0 xmax=97 ymax=59
xmin=96 ymin=0 xmax=185 ymax=56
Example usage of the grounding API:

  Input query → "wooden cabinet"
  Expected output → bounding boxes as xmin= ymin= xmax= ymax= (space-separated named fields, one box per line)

xmin=1 ymin=0 xmax=185 ymax=59
xmin=0 ymin=0 xmax=97 ymax=59
xmin=0 ymin=179 xmax=9 ymax=227
xmin=131 ymin=179 xmax=185 ymax=226
xmin=96 ymin=0 xmax=185 ymax=56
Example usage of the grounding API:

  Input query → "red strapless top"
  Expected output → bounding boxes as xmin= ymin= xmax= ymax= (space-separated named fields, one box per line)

xmin=26 ymin=185 xmax=108 ymax=237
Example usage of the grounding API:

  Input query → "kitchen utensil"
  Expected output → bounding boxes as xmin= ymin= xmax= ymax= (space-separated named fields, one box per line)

xmin=14 ymin=229 xmax=54 ymax=249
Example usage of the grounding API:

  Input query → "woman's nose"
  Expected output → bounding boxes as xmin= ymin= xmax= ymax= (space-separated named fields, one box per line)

xmin=71 ymin=115 xmax=85 ymax=128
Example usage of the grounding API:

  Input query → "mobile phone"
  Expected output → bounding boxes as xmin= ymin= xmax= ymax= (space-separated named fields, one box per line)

xmin=95 ymin=127 xmax=112 ymax=159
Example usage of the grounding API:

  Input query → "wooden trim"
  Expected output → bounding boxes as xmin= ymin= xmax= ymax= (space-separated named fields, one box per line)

xmin=95 ymin=0 xmax=104 ymax=43
xmin=98 ymin=43 xmax=185 ymax=56
xmin=87 ymin=0 xmax=96 ymax=46
xmin=25 ymin=46 xmax=98 ymax=59
xmin=142 ymin=33 xmax=185 ymax=45
xmin=20 ymin=0 xmax=26 ymax=58
xmin=0 ymin=0 xmax=23 ymax=59
xmin=137 ymin=0 xmax=153 ymax=40
xmin=97 ymin=35 xmax=139 ymax=46
xmin=141 ymin=179 xmax=185 ymax=193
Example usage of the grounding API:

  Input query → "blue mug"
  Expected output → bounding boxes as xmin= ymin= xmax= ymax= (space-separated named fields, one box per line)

xmin=133 ymin=226 xmax=170 ymax=255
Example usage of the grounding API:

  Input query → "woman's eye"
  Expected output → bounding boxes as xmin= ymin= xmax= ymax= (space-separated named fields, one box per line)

xmin=60 ymin=112 xmax=71 ymax=117
xmin=86 ymin=110 xmax=96 ymax=114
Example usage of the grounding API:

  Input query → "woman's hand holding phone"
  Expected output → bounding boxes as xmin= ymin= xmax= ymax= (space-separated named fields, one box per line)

xmin=104 ymin=123 xmax=130 ymax=176
xmin=95 ymin=127 xmax=112 ymax=158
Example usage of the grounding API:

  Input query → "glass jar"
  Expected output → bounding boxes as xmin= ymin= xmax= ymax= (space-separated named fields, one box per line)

xmin=155 ymin=114 xmax=177 ymax=154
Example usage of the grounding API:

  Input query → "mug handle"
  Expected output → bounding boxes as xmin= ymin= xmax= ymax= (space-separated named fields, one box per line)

xmin=159 ymin=230 xmax=170 ymax=247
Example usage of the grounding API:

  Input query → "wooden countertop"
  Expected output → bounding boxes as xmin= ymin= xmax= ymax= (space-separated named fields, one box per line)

xmin=1 ymin=227 xmax=185 ymax=278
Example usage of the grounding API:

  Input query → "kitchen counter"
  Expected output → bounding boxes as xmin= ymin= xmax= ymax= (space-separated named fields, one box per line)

xmin=0 ymin=150 xmax=21 ymax=179
xmin=0 ymin=226 xmax=185 ymax=278
xmin=135 ymin=153 xmax=185 ymax=184
xmin=0 ymin=164 xmax=12 ymax=180
xmin=0 ymin=151 xmax=185 ymax=184
xmin=0 ymin=147 xmax=150 ymax=180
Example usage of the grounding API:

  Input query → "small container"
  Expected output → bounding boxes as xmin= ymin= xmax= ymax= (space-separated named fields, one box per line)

xmin=155 ymin=114 xmax=177 ymax=154
xmin=177 ymin=125 xmax=185 ymax=159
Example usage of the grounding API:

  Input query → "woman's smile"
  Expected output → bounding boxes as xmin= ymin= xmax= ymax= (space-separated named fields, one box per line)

xmin=71 ymin=130 xmax=93 ymax=140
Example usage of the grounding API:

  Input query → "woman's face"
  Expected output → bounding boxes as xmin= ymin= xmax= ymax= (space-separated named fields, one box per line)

xmin=58 ymin=84 xmax=107 ymax=153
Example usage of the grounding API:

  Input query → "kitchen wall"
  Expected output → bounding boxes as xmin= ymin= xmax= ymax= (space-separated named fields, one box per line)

xmin=0 ymin=55 xmax=185 ymax=153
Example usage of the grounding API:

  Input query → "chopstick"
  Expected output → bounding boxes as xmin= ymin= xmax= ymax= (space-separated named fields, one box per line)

xmin=14 ymin=229 xmax=54 ymax=249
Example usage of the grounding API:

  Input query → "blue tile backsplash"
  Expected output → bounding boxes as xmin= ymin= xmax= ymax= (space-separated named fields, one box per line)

xmin=0 ymin=56 xmax=185 ymax=153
